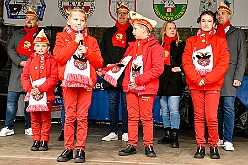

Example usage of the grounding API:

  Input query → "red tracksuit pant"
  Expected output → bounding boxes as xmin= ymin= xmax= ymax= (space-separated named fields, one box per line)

xmin=190 ymin=90 xmax=220 ymax=148
xmin=63 ymin=87 xmax=92 ymax=150
xmin=30 ymin=102 xmax=53 ymax=142
xmin=126 ymin=92 xmax=155 ymax=148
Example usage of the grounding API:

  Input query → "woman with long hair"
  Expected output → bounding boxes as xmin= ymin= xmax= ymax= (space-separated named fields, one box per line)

xmin=157 ymin=21 xmax=185 ymax=148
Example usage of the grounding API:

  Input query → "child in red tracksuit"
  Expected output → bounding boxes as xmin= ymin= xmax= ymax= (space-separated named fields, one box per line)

xmin=182 ymin=11 xmax=230 ymax=159
xmin=21 ymin=29 xmax=58 ymax=151
xmin=118 ymin=11 xmax=164 ymax=157
xmin=54 ymin=9 xmax=103 ymax=163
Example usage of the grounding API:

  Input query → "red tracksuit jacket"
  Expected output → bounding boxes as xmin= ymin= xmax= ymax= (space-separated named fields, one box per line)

xmin=182 ymin=35 xmax=230 ymax=91
xmin=21 ymin=53 xmax=59 ymax=102
xmin=122 ymin=36 xmax=164 ymax=95
xmin=53 ymin=31 xmax=103 ymax=87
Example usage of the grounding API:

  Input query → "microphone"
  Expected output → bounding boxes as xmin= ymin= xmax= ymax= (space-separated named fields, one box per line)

xmin=76 ymin=26 xmax=83 ymax=45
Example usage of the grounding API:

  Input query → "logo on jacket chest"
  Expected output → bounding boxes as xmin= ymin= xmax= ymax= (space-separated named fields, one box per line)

xmin=73 ymin=55 xmax=88 ymax=70
xmin=131 ymin=63 xmax=142 ymax=78
xmin=196 ymin=52 xmax=211 ymax=66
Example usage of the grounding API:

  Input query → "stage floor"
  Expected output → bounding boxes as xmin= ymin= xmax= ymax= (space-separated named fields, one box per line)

xmin=0 ymin=120 xmax=247 ymax=165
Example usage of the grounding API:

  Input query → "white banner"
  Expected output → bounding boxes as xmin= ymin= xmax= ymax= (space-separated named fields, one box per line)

xmin=3 ymin=0 xmax=248 ymax=28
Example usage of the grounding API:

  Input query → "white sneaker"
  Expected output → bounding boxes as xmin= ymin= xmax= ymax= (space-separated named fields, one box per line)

xmin=102 ymin=132 xmax=118 ymax=141
xmin=0 ymin=127 xmax=14 ymax=137
xmin=217 ymin=139 xmax=224 ymax=147
xmin=224 ymin=141 xmax=235 ymax=151
xmin=25 ymin=128 xmax=33 ymax=135
xmin=122 ymin=133 xmax=128 ymax=142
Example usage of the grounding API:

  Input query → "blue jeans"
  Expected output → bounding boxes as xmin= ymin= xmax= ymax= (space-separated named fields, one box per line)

xmin=160 ymin=96 xmax=180 ymax=129
xmin=4 ymin=91 xmax=31 ymax=129
xmin=60 ymin=97 xmax=65 ymax=131
xmin=218 ymin=96 xmax=235 ymax=142
xmin=107 ymin=87 xmax=128 ymax=134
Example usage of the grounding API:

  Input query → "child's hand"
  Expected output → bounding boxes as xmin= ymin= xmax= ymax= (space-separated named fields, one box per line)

xmin=30 ymin=87 xmax=40 ymax=96
xmin=78 ymin=45 xmax=87 ymax=54
xmin=107 ymin=64 xmax=115 ymax=67
xmin=96 ymin=69 xmax=103 ymax=76
xmin=198 ymin=79 xmax=205 ymax=86
xmin=129 ymin=77 xmax=137 ymax=88
xmin=75 ymin=33 xmax=84 ymax=44
xmin=30 ymin=89 xmax=36 ymax=95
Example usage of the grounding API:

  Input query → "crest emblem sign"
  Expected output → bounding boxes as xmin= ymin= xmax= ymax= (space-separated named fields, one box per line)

xmin=58 ymin=0 xmax=96 ymax=20
xmin=5 ymin=0 xmax=46 ymax=21
xmin=199 ymin=0 xmax=217 ymax=13
xmin=199 ymin=0 xmax=234 ymax=15
xmin=109 ymin=0 xmax=137 ymax=21
xmin=153 ymin=0 xmax=188 ymax=21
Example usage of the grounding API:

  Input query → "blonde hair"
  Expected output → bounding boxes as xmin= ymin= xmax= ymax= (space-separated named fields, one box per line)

xmin=63 ymin=9 xmax=88 ymax=32
xmin=160 ymin=21 xmax=181 ymax=46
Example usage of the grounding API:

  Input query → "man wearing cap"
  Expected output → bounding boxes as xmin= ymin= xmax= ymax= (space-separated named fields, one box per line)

xmin=118 ymin=11 xmax=164 ymax=157
xmin=100 ymin=2 xmax=135 ymax=142
xmin=216 ymin=1 xmax=246 ymax=151
xmin=0 ymin=7 xmax=39 ymax=137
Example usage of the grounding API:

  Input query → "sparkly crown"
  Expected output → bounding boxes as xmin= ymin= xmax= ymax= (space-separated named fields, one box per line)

xmin=34 ymin=29 xmax=50 ymax=44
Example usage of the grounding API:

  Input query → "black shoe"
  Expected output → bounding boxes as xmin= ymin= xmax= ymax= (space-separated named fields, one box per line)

xmin=157 ymin=128 xmax=170 ymax=144
xmin=145 ymin=145 xmax=156 ymax=157
xmin=74 ymin=149 xmax=85 ymax=163
xmin=57 ymin=130 xmax=64 ymax=141
xmin=194 ymin=146 xmax=205 ymax=159
xmin=210 ymin=146 xmax=220 ymax=159
xmin=30 ymin=140 xmax=40 ymax=151
xmin=157 ymin=136 xmax=170 ymax=144
xmin=171 ymin=129 xmax=179 ymax=148
xmin=39 ymin=140 xmax=48 ymax=151
xmin=57 ymin=149 xmax=73 ymax=162
xmin=118 ymin=144 xmax=137 ymax=156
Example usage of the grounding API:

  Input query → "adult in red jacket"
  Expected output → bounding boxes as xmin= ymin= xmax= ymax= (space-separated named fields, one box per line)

xmin=118 ymin=11 xmax=164 ymax=157
xmin=182 ymin=11 xmax=230 ymax=159
xmin=54 ymin=9 xmax=103 ymax=163
xmin=21 ymin=29 xmax=58 ymax=151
